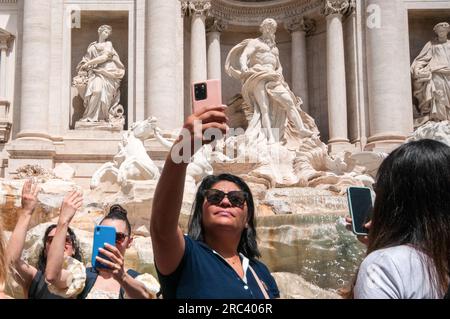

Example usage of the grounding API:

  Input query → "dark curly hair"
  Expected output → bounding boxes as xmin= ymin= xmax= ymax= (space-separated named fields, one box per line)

xmin=100 ymin=204 xmax=131 ymax=235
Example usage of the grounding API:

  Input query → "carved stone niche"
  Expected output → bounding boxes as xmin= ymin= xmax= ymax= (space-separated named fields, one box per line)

xmin=70 ymin=11 xmax=129 ymax=131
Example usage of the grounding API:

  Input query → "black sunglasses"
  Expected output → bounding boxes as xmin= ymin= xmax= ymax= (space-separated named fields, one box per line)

xmin=203 ymin=189 xmax=247 ymax=207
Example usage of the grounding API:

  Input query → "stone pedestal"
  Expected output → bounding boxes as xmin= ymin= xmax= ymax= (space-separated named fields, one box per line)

xmin=6 ymin=139 xmax=56 ymax=178
xmin=74 ymin=120 xmax=124 ymax=132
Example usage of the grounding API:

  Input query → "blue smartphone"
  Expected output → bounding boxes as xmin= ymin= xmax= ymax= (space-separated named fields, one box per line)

xmin=347 ymin=186 xmax=373 ymax=236
xmin=91 ymin=225 xmax=116 ymax=269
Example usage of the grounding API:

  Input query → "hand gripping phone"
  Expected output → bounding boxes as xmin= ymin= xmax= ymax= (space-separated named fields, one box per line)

xmin=91 ymin=225 xmax=116 ymax=269
xmin=191 ymin=79 xmax=222 ymax=113
xmin=347 ymin=186 xmax=373 ymax=236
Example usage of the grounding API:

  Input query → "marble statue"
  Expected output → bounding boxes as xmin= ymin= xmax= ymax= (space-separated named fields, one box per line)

xmin=408 ymin=120 xmax=450 ymax=147
xmin=90 ymin=117 xmax=160 ymax=190
xmin=150 ymin=124 xmax=216 ymax=184
xmin=411 ymin=22 xmax=450 ymax=126
xmin=90 ymin=116 xmax=216 ymax=191
xmin=73 ymin=25 xmax=125 ymax=128
xmin=220 ymin=18 xmax=375 ymax=192
xmin=225 ymin=18 xmax=314 ymax=144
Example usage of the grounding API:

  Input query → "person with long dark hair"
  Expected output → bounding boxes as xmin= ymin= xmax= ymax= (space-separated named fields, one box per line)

xmin=347 ymin=139 xmax=450 ymax=298
xmin=151 ymin=104 xmax=279 ymax=299
xmin=6 ymin=180 xmax=84 ymax=298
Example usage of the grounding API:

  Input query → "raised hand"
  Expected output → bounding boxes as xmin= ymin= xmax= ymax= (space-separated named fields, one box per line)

xmin=172 ymin=105 xmax=228 ymax=160
xmin=96 ymin=243 xmax=126 ymax=282
xmin=59 ymin=190 xmax=83 ymax=224
xmin=21 ymin=179 xmax=40 ymax=214
xmin=345 ymin=216 xmax=371 ymax=246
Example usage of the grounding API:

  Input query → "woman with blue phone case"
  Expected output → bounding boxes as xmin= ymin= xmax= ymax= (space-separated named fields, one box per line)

xmin=45 ymin=203 xmax=159 ymax=299
xmin=345 ymin=139 xmax=450 ymax=299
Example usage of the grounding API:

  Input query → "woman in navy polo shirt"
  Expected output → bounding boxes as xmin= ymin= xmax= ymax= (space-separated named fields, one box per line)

xmin=151 ymin=104 xmax=280 ymax=299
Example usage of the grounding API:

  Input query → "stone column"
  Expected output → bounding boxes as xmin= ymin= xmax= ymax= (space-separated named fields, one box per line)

xmin=364 ymin=0 xmax=413 ymax=152
xmin=206 ymin=18 xmax=226 ymax=80
xmin=285 ymin=17 xmax=315 ymax=114
xmin=187 ymin=0 xmax=210 ymax=83
xmin=17 ymin=0 xmax=52 ymax=140
xmin=0 ymin=39 xmax=8 ymax=99
xmin=146 ymin=0 xmax=182 ymax=130
xmin=323 ymin=0 xmax=352 ymax=153
xmin=6 ymin=0 xmax=55 ymax=176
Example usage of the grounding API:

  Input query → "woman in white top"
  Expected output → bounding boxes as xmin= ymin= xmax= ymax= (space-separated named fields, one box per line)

xmin=347 ymin=139 xmax=450 ymax=299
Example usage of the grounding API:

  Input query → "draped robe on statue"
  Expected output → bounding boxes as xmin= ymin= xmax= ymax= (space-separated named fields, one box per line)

xmin=76 ymin=41 xmax=125 ymax=122
xmin=225 ymin=39 xmax=318 ymax=149
xmin=411 ymin=39 xmax=450 ymax=125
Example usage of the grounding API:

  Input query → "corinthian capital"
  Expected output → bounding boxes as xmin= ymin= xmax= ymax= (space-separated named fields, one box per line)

xmin=321 ymin=0 xmax=351 ymax=16
xmin=206 ymin=18 xmax=227 ymax=33
xmin=179 ymin=0 xmax=211 ymax=17
xmin=192 ymin=0 xmax=212 ymax=16
xmin=180 ymin=0 xmax=190 ymax=17
xmin=285 ymin=16 xmax=316 ymax=35
xmin=0 ymin=29 xmax=14 ymax=50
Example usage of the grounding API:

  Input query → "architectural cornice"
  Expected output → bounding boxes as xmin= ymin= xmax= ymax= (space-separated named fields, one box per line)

xmin=209 ymin=0 xmax=323 ymax=27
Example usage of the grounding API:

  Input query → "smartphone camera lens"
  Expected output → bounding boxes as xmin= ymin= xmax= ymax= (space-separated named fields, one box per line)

xmin=194 ymin=83 xmax=207 ymax=101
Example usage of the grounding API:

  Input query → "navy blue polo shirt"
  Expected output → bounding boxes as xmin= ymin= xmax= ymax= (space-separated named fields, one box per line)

xmin=156 ymin=235 xmax=280 ymax=299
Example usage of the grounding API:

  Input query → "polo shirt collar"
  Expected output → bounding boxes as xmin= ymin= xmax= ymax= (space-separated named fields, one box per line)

xmin=196 ymin=240 xmax=251 ymax=284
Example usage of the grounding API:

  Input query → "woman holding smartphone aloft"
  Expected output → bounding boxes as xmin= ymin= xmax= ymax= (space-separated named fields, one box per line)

xmin=151 ymin=104 xmax=279 ymax=299
xmin=45 ymin=198 xmax=159 ymax=299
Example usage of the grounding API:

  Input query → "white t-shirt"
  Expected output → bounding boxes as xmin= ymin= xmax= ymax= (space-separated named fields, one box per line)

xmin=354 ymin=245 xmax=444 ymax=299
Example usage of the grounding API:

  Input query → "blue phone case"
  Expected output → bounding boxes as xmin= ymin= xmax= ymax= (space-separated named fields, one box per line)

xmin=91 ymin=225 xmax=116 ymax=269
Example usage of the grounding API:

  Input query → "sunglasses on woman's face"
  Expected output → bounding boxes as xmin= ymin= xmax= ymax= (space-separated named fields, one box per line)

xmin=203 ymin=189 xmax=247 ymax=207
xmin=46 ymin=235 xmax=72 ymax=246
xmin=115 ymin=232 xmax=129 ymax=244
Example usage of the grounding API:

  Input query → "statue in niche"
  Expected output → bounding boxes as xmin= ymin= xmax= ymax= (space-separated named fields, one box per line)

xmin=73 ymin=25 xmax=125 ymax=129
xmin=411 ymin=22 xmax=450 ymax=126
xmin=225 ymin=18 xmax=315 ymax=144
